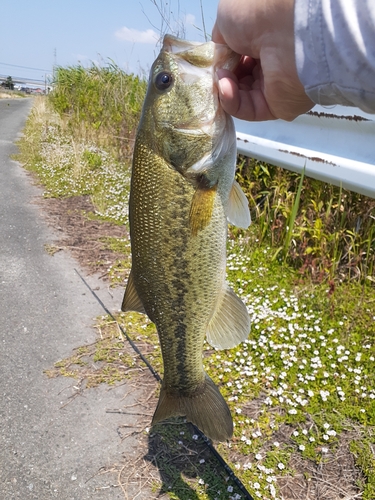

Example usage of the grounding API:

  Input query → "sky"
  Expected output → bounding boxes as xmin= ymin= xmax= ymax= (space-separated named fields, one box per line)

xmin=0 ymin=0 xmax=219 ymax=85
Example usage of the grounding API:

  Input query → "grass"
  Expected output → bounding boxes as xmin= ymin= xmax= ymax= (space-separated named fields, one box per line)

xmin=237 ymin=157 xmax=375 ymax=282
xmin=45 ymin=316 xmax=139 ymax=387
xmin=16 ymin=77 xmax=375 ymax=500
xmin=0 ymin=89 xmax=26 ymax=99
xmin=50 ymin=63 xmax=147 ymax=160
xmin=17 ymin=96 xmax=132 ymax=225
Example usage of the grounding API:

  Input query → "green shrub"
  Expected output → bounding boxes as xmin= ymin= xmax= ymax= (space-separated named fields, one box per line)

xmin=49 ymin=63 xmax=147 ymax=159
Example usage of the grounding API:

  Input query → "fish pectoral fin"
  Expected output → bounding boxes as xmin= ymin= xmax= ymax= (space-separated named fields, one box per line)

xmin=226 ymin=181 xmax=251 ymax=229
xmin=189 ymin=185 xmax=217 ymax=236
xmin=121 ymin=270 xmax=146 ymax=314
xmin=206 ymin=283 xmax=250 ymax=349
xmin=152 ymin=374 xmax=233 ymax=442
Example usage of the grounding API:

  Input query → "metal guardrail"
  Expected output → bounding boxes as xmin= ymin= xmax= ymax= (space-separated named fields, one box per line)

xmin=235 ymin=105 xmax=375 ymax=198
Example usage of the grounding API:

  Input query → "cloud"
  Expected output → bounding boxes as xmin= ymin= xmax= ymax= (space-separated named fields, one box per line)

xmin=115 ymin=27 xmax=159 ymax=44
xmin=185 ymin=14 xmax=196 ymax=26
xmin=73 ymin=54 xmax=89 ymax=62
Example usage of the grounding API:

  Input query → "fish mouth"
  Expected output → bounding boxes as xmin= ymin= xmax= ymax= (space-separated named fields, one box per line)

xmin=162 ymin=34 xmax=215 ymax=69
xmin=162 ymin=34 xmax=208 ymax=54
xmin=213 ymin=44 xmax=241 ymax=72
xmin=161 ymin=34 xmax=240 ymax=73
xmin=172 ymin=108 xmax=225 ymax=136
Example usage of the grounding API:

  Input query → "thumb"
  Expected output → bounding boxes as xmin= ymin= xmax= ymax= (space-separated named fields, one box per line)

xmin=212 ymin=22 xmax=226 ymax=44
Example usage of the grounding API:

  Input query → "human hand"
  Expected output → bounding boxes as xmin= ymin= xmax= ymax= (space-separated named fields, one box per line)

xmin=212 ymin=0 xmax=314 ymax=121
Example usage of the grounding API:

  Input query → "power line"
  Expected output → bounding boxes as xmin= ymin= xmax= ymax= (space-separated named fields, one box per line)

xmin=0 ymin=61 xmax=51 ymax=73
xmin=0 ymin=74 xmax=45 ymax=84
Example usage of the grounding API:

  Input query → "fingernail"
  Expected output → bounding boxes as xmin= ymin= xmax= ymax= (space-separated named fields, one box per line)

xmin=216 ymin=69 xmax=226 ymax=80
xmin=217 ymin=79 xmax=224 ymax=97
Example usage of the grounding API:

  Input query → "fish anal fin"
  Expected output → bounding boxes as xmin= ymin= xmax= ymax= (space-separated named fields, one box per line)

xmin=121 ymin=270 xmax=146 ymax=314
xmin=189 ymin=185 xmax=217 ymax=236
xmin=152 ymin=374 xmax=233 ymax=442
xmin=227 ymin=181 xmax=251 ymax=228
xmin=206 ymin=284 xmax=250 ymax=349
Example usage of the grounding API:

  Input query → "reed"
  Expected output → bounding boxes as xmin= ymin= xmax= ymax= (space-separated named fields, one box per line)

xmin=49 ymin=62 xmax=147 ymax=160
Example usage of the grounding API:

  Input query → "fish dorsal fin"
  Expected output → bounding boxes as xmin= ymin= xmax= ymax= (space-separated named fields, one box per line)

xmin=121 ymin=270 xmax=146 ymax=314
xmin=226 ymin=181 xmax=251 ymax=229
xmin=206 ymin=283 xmax=250 ymax=349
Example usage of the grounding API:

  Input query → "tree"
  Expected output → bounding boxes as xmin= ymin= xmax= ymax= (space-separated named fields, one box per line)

xmin=5 ymin=76 xmax=14 ymax=90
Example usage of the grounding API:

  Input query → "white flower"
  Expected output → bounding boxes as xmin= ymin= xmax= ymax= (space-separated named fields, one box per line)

xmin=299 ymin=444 xmax=305 ymax=451
xmin=320 ymin=390 xmax=330 ymax=401
xmin=278 ymin=463 xmax=285 ymax=470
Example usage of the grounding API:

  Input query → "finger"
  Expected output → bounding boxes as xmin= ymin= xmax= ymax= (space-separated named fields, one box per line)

xmin=251 ymin=79 xmax=262 ymax=91
xmin=252 ymin=62 xmax=262 ymax=82
xmin=217 ymin=75 xmax=276 ymax=121
xmin=234 ymin=56 xmax=257 ymax=80
xmin=212 ymin=22 xmax=226 ymax=44
xmin=216 ymin=68 xmax=239 ymax=85
xmin=238 ymin=77 xmax=255 ymax=91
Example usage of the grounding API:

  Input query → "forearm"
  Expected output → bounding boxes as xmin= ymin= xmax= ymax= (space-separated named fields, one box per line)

xmin=295 ymin=0 xmax=375 ymax=113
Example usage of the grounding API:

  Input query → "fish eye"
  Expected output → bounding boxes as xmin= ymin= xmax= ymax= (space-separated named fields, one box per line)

xmin=154 ymin=72 xmax=173 ymax=91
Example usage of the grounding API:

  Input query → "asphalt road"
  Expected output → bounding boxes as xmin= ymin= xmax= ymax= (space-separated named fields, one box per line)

xmin=0 ymin=99 xmax=145 ymax=499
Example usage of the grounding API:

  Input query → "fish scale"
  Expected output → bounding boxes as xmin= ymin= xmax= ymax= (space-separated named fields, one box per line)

xmin=130 ymin=134 xmax=226 ymax=392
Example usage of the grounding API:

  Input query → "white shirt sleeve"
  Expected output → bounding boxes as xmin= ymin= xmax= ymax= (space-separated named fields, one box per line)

xmin=294 ymin=0 xmax=375 ymax=113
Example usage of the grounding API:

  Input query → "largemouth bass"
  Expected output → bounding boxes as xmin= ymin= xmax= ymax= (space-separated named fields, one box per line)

xmin=122 ymin=34 xmax=251 ymax=442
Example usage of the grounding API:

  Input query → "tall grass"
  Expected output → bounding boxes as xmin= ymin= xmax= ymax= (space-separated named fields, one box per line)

xmin=236 ymin=156 xmax=375 ymax=282
xmin=49 ymin=63 xmax=147 ymax=160
xmin=48 ymin=63 xmax=375 ymax=283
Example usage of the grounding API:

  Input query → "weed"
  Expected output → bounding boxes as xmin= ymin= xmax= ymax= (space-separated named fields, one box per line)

xmin=50 ymin=63 xmax=146 ymax=160
xmin=350 ymin=434 xmax=375 ymax=500
xmin=236 ymin=156 xmax=375 ymax=282
xmin=46 ymin=317 xmax=137 ymax=388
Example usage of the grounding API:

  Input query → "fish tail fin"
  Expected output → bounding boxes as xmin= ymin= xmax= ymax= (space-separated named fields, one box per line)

xmin=152 ymin=374 xmax=233 ymax=442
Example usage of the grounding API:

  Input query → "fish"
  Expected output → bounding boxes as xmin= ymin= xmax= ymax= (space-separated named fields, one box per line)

xmin=121 ymin=34 xmax=251 ymax=442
